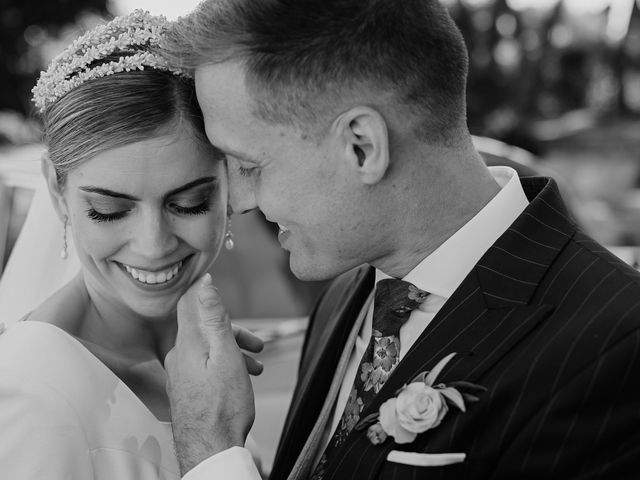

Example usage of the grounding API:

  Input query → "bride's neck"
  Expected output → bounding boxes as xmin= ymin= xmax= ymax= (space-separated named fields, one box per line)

xmin=78 ymin=274 xmax=177 ymax=363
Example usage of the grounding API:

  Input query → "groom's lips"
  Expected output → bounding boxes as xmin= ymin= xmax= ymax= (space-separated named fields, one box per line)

xmin=277 ymin=224 xmax=291 ymax=246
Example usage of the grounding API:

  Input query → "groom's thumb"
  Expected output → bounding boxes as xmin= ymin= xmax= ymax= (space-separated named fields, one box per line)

xmin=197 ymin=274 xmax=231 ymax=336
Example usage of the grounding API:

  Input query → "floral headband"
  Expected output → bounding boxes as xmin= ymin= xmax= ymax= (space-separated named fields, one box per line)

xmin=32 ymin=9 xmax=187 ymax=114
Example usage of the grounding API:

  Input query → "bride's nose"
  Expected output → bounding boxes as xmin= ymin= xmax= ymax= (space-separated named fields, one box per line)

xmin=128 ymin=209 xmax=179 ymax=259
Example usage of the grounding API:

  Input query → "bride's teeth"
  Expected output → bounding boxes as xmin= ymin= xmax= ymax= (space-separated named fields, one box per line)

xmin=123 ymin=260 xmax=184 ymax=285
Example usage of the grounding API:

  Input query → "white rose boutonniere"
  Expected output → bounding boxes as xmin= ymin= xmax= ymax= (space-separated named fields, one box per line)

xmin=355 ymin=352 xmax=487 ymax=445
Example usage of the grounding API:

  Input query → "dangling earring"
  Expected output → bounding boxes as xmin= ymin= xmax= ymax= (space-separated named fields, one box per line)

xmin=224 ymin=217 xmax=235 ymax=250
xmin=60 ymin=215 xmax=69 ymax=260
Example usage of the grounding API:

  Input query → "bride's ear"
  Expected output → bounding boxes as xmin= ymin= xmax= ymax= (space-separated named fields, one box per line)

xmin=41 ymin=152 xmax=68 ymax=222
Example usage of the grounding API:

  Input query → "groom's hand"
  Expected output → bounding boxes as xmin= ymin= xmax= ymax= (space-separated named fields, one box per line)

xmin=165 ymin=274 xmax=264 ymax=475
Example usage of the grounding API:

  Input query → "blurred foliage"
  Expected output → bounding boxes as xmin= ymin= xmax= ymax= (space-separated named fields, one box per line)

xmin=0 ymin=0 xmax=109 ymax=117
xmin=1 ymin=0 xmax=640 ymax=148
xmin=445 ymin=0 xmax=640 ymax=152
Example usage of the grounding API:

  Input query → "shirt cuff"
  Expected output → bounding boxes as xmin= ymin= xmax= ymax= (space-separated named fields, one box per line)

xmin=183 ymin=447 xmax=262 ymax=480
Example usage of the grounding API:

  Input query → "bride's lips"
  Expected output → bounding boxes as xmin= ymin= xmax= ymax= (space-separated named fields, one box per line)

xmin=116 ymin=255 xmax=193 ymax=290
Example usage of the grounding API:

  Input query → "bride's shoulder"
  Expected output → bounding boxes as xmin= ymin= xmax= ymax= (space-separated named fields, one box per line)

xmin=0 ymin=279 xmax=94 ymax=388
xmin=0 ymin=320 xmax=89 ymax=378
xmin=25 ymin=274 xmax=89 ymax=334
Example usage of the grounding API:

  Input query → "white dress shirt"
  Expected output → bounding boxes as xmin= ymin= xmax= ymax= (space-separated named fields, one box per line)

xmin=185 ymin=166 xmax=529 ymax=479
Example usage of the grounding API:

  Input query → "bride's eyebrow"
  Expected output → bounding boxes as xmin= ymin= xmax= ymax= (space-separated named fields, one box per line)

xmin=78 ymin=176 xmax=218 ymax=201
xmin=78 ymin=186 xmax=138 ymax=200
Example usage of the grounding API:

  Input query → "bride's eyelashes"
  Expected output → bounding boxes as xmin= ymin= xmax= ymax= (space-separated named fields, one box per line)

xmin=85 ymin=201 xmax=212 ymax=223
xmin=169 ymin=202 xmax=211 ymax=216
xmin=86 ymin=208 xmax=128 ymax=223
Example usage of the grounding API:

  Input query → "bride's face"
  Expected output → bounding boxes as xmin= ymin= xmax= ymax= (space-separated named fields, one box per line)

xmin=55 ymin=130 xmax=227 ymax=319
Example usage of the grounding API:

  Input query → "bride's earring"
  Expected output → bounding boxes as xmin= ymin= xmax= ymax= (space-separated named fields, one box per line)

xmin=224 ymin=217 xmax=235 ymax=250
xmin=60 ymin=215 xmax=69 ymax=260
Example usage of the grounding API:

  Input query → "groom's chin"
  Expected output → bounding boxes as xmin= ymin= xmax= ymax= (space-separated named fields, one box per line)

xmin=288 ymin=254 xmax=356 ymax=282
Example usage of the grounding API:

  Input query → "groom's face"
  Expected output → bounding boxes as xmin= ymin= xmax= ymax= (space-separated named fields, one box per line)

xmin=195 ymin=62 xmax=370 ymax=280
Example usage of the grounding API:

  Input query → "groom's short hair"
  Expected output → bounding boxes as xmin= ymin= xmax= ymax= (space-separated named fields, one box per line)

xmin=165 ymin=0 xmax=469 ymax=144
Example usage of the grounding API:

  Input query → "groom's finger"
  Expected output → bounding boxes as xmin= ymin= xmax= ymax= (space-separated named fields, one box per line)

xmin=197 ymin=274 xmax=237 ymax=344
xmin=175 ymin=278 xmax=210 ymax=360
xmin=232 ymin=324 xmax=264 ymax=354
xmin=244 ymin=354 xmax=264 ymax=376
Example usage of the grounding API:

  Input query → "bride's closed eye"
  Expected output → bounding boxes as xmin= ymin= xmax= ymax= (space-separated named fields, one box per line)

xmin=85 ymin=198 xmax=133 ymax=222
xmin=81 ymin=177 xmax=219 ymax=223
xmin=86 ymin=208 xmax=129 ymax=223
xmin=85 ymin=195 xmax=214 ymax=223
xmin=169 ymin=201 xmax=210 ymax=216
xmin=86 ymin=202 xmax=212 ymax=223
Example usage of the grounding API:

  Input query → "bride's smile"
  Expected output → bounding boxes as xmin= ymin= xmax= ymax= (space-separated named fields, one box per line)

xmin=120 ymin=257 xmax=187 ymax=286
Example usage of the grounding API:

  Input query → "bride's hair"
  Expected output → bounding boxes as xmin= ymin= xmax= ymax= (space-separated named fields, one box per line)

xmin=33 ymin=11 xmax=218 ymax=187
xmin=42 ymin=69 xmax=211 ymax=186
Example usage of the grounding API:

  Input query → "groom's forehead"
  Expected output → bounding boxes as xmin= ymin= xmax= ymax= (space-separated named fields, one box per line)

xmin=195 ymin=62 xmax=249 ymax=108
xmin=195 ymin=63 xmax=257 ymax=136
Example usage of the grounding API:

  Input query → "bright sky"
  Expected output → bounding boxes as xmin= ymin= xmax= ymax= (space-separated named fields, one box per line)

xmin=113 ymin=0 xmax=635 ymax=18
xmin=111 ymin=0 xmax=203 ymax=19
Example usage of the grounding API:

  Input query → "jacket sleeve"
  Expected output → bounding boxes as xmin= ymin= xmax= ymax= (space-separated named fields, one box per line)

xmin=0 ymin=370 xmax=94 ymax=479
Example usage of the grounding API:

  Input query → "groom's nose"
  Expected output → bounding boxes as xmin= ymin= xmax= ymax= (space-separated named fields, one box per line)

xmin=228 ymin=167 xmax=258 ymax=215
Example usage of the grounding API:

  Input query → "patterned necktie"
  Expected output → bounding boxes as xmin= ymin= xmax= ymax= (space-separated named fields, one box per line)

xmin=311 ymin=278 xmax=429 ymax=479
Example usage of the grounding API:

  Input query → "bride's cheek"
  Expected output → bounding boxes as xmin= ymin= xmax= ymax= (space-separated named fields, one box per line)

xmin=71 ymin=217 xmax=128 ymax=262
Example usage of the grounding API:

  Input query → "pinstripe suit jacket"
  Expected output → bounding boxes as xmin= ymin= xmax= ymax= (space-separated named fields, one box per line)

xmin=270 ymin=177 xmax=640 ymax=480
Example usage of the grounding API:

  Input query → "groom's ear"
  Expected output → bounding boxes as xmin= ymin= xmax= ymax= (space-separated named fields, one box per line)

xmin=41 ymin=153 xmax=68 ymax=222
xmin=333 ymin=106 xmax=390 ymax=185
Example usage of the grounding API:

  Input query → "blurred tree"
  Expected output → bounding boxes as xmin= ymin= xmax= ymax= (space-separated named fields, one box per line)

xmin=0 ymin=0 xmax=110 ymax=115
xmin=446 ymin=0 xmax=640 ymax=152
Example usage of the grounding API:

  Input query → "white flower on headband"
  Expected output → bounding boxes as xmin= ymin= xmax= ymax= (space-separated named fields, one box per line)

xmin=32 ymin=9 xmax=188 ymax=114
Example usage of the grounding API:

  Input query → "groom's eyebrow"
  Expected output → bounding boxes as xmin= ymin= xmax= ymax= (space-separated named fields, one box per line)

xmin=216 ymin=145 xmax=259 ymax=163
xmin=79 ymin=177 xmax=217 ymax=200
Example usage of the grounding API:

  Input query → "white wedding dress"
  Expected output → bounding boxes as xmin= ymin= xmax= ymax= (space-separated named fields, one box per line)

xmin=0 ymin=320 xmax=180 ymax=479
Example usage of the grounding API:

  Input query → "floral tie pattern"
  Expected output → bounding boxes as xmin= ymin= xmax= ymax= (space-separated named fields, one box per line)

xmin=311 ymin=279 xmax=429 ymax=479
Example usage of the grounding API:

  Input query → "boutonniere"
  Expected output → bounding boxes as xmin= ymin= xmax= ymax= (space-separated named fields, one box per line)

xmin=355 ymin=352 xmax=487 ymax=445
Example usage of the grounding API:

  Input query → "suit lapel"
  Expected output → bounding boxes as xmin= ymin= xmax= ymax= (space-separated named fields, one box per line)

xmin=271 ymin=266 xmax=374 ymax=479
xmin=321 ymin=177 xmax=578 ymax=479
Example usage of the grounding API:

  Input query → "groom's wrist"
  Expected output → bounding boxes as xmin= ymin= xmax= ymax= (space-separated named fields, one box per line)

xmin=174 ymin=425 xmax=245 ymax=474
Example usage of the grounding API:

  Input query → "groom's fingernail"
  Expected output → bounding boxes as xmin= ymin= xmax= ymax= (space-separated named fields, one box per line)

xmin=199 ymin=274 xmax=218 ymax=304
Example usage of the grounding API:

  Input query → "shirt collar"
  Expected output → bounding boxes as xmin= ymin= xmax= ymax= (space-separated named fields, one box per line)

xmin=375 ymin=166 xmax=529 ymax=298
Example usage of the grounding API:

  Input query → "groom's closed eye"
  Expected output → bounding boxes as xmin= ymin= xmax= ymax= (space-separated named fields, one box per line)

xmin=225 ymin=155 xmax=261 ymax=178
